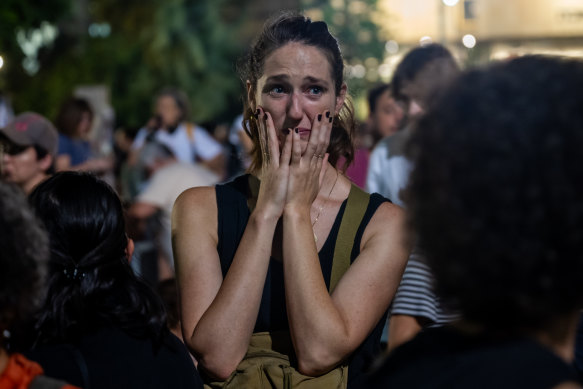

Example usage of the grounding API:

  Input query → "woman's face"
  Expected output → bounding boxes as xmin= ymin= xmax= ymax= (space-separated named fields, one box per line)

xmin=156 ymin=95 xmax=182 ymax=128
xmin=77 ymin=111 xmax=93 ymax=137
xmin=252 ymin=42 xmax=346 ymax=154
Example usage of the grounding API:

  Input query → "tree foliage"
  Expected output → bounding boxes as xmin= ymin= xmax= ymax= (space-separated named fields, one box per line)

xmin=0 ymin=0 xmax=251 ymax=128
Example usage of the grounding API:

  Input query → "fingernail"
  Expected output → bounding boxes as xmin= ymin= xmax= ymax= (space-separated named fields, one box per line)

xmin=255 ymin=108 xmax=260 ymax=116
xmin=325 ymin=111 xmax=330 ymax=118
xmin=328 ymin=116 xmax=333 ymax=123
xmin=294 ymin=128 xmax=298 ymax=134
xmin=317 ymin=114 xmax=322 ymax=121
xmin=283 ymin=129 xmax=290 ymax=135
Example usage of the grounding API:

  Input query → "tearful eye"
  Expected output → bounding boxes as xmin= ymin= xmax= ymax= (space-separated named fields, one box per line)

xmin=308 ymin=86 xmax=323 ymax=95
xmin=268 ymin=85 xmax=287 ymax=97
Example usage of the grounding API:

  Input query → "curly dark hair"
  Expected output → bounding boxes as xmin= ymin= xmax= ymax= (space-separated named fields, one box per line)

xmin=405 ymin=55 xmax=583 ymax=333
xmin=237 ymin=11 xmax=356 ymax=172
xmin=29 ymin=172 xmax=167 ymax=344
xmin=0 ymin=182 xmax=48 ymax=349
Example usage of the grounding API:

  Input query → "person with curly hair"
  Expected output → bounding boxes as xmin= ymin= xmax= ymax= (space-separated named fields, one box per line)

xmin=362 ymin=55 xmax=583 ymax=388
xmin=25 ymin=172 xmax=203 ymax=389
xmin=0 ymin=182 xmax=78 ymax=388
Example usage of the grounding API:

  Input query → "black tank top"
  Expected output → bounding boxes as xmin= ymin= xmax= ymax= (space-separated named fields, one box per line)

xmin=215 ymin=174 xmax=390 ymax=388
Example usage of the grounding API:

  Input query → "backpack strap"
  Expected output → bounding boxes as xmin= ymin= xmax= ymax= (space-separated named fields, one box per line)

xmin=329 ymin=184 xmax=370 ymax=293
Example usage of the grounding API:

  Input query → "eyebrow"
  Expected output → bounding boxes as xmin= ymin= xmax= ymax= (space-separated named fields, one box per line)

xmin=265 ymin=74 xmax=330 ymax=86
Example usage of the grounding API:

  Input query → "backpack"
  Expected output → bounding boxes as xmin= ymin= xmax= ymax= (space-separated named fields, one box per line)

xmin=204 ymin=183 xmax=370 ymax=389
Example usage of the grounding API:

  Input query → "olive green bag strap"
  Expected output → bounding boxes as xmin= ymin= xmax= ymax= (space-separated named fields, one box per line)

xmin=329 ymin=184 xmax=370 ymax=293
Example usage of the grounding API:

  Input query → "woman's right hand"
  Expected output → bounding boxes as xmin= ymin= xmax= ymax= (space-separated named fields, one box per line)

xmin=254 ymin=106 xmax=293 ymax=220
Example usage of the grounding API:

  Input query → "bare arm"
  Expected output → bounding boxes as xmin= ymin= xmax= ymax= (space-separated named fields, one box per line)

xmin=387 ymin=315 xmax=423 ymax=353
xmin=55 ymin=154 xmax=114 ymax=173
xmin=281 ymin=114 xmax=410 ymax=375
xmin=283 ymin=201 xmax=409 ymax=375
xmin=172 ymin=186 xmax=277 ymax=380
xmin=173 ymin=109 xmax=292 ymax=381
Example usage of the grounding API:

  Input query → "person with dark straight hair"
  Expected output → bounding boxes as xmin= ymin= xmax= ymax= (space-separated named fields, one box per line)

xmin=26 ymin=171 xmax=203 ymax=389
xmin=363 ymin=55 xmax=583 ymax=388
xmin=54 ymin=97 xmax=113 ymax=174
xmin=173 ymin=11 xmax=409 ymax=389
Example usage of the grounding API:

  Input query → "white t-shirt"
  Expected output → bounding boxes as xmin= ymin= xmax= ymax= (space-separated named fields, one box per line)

xmin=132 ymin=122 xmax=222 ymax=163
xmin=366 ymin=128 xmax=412 ymax=207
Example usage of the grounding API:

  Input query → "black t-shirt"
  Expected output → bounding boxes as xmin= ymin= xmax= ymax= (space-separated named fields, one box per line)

xmin=26 ymin=326 xmax=203 ymax=389
xmin=361 ymin=326 xmax=579 ymax=389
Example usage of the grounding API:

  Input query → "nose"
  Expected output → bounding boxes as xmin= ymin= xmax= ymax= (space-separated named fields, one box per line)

xmin=287 ymin=91 xmax=303 ymax=122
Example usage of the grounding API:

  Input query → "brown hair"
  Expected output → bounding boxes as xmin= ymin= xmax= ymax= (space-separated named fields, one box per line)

xmin=237 ymin=11 xmax=355 ymax=172
xmin=55 ymin=97 xmax=94 ymax=138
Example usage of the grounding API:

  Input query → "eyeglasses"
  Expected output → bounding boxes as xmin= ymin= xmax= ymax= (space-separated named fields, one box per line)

xmin=0 ymin=140 xmax=29 ymax=156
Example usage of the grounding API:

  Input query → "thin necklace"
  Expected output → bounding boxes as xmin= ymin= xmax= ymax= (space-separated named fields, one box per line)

xmin=312 ymin=169 xmax=339 ymax=243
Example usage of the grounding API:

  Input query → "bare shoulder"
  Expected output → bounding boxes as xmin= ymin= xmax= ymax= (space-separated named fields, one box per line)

xmin=173 ymin=185 xmax=217 ymax=217
xmin=175 ymin=185 xmax=216 ymax=208
xmin=172 ymin=185 xmax=218 ymax=241
xmin=361 ymin=200 xmax=406 ymax=247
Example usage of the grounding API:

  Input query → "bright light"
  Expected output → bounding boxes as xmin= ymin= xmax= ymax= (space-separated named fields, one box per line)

xmin=419 ymin=36 xmax=433 ymax=46
xmin=0 ymin=56 xmax=4 ymax=70
xmin=442 ymin=0 xmax=459 ymax=6
xmin=385 ymin=40 xmax=399 ymax=55
xmin=351 ymin=64 xmax=366 ymax=79
xmin=462 ymin=34 xmax=477 ymax=48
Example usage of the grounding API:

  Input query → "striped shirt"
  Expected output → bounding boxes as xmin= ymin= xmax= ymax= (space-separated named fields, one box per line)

xmin=390 ymin=252 xmax=459 ymax=325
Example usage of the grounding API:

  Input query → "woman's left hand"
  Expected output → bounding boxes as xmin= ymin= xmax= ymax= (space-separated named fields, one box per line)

xmin=284 ymin=111 xmax=333 ymax=211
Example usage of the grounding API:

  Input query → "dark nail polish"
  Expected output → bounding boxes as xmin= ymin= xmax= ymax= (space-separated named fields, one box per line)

xmin=328 ymin=116 xmax=333 ymax=123
xmin=283 ymin=129 xmax=290 ymax=135
xmin=325 ymin=111 xmax=330 ymax=118
xmin=256 ymin=108 xmax=260 ymax=116
xmin=294 ymin=128 xmax=299 ymax=134
xmin=317 ymin=114 xmax=322 ymax=121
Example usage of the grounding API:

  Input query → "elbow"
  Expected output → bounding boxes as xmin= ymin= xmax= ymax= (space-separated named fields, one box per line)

xmin=187 ymin=337 xmax=241 ymax=382
xmin=296 ymin=347 xmax=344 ymax=377
xmin=195 ymin=354 xmax=238 ymax=382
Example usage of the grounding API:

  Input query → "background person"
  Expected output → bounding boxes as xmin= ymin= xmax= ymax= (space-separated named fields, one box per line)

xmin=26 ymin=172 xmax=203 ymax=389
xmin=130 ymin=87 xmax=225 ymax=179
xmin=0 ymin=112 xmax=58 ymax=195
xmin=366 ymin=44 xmax=461 ymax=352
xmin=0 ymin=182 xmax=77 ymax=388
xmin=128 ymin=141 xmax=219 ymax=281
xmin=173 ymin=12 xmax=409 ymax=388
xmin=363 ymin=55 xmax=583 ymax=389
xmin=54 ymin=97 xmax=114 ymax=174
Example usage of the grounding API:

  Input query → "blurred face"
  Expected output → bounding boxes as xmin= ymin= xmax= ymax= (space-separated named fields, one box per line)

xmin=371 ymin=90 xmax=404 ymax=137
xmin=156 ymin=95 xmax=182 ymax=128
xmin=77 ymin=111 xmax=93 ymax=137
xmin=401 ymin=59 xmax=459 ymax=118
xmin=1 ymin=142 xmax=51 ymax=193
xmin=252 ymin=42 xmax=346 ymax=154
